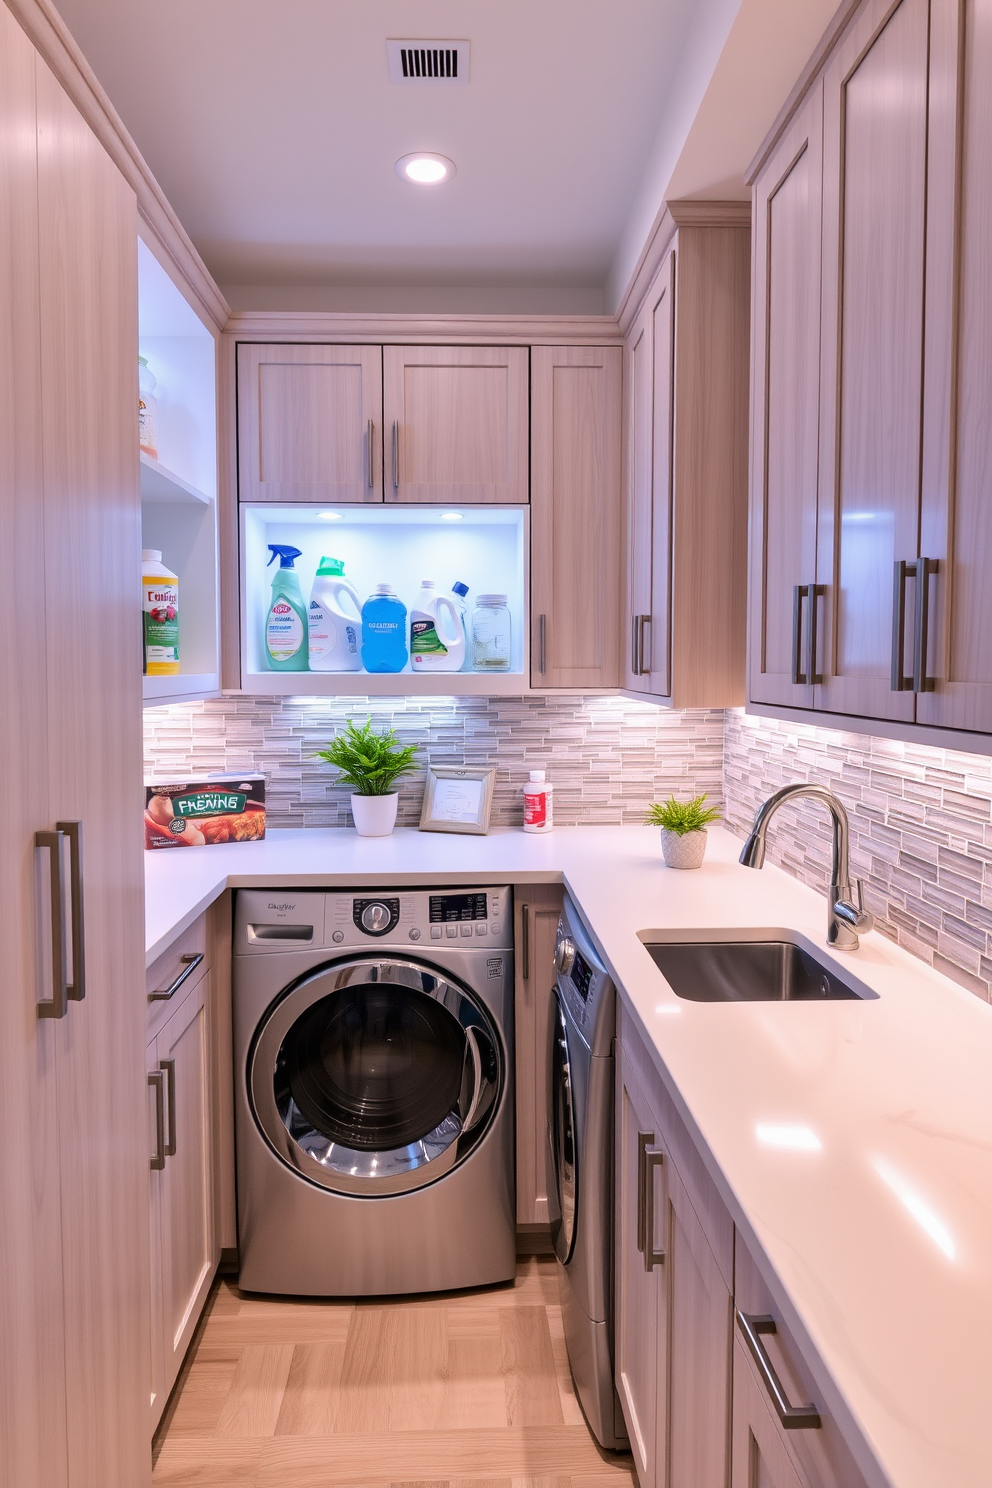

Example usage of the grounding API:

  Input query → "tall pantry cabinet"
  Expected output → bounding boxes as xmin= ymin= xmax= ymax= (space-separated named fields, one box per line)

xmin=0 ymin=6 xmax=150 ymax=1487
xmin=749 ymin=0 xmax=992 ymax=740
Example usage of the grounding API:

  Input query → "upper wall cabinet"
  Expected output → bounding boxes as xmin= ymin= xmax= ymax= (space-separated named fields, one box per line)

xmin=623 ymin=209 xmax=750 ymax=707
xmin=531 ymin=346 xmax=623 ymax=688
xmin=238 ymin=344 xmax=383 ymax=503
xmin=383 ymin=346 xmax=529 ymax=503
xmin=749 ymin=0 xmax=992 ymax=743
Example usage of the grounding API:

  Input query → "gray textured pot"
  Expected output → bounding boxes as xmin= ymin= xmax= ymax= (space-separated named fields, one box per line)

xmin=661 ymin=827 xmax=707 ymax=869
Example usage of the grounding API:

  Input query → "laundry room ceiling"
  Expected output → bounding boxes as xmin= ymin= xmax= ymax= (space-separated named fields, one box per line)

xmin=52 ymin=0 xmax=712 ymax=302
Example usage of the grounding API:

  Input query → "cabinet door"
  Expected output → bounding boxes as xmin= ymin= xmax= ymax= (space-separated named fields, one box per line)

xmin=0 ymin=16 xmax=69 ymax=1487
xmin=531 ymin=346 xmax=623 ymax=688
xmin=147 ymin=1039 xmax=168 ymax=1429
xmin=156 ymin=972 xmax=216 ymax=1403
xmin=748 ymin=86 xmax=824 ymax=711
xmin=383 ymin=345 xmax=529 ymax=503
xmin=514 ymin=885 xmax=564 ymax=1226
xmin=35 ymin=56 xmax=151 ymax=1488
xmin=731 ymin=1337 xmax=807 ymax=1488
xmin=667 ymin=1159 xmax=732 ymax=1488
xmin=626 ymin=255 xmax=675 ymax=698
xmin=814 ymin=0 xmax=929 ymax=721
xmin=238 ymin=344 xmax=384 ymax=502
xmin=917 ymin=0 xmax=992 ymax=731
xmin=615 ymin=1045 xmax=666 ymax=1488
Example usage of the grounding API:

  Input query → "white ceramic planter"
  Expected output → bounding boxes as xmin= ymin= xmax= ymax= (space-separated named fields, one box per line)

xmin=661 ymin=827 xmax=707 ymax=869
xmin=351 ymin=792 xmax=399 ymax=837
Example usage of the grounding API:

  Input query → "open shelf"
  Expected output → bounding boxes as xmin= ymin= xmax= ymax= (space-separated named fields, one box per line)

xmin=139 ymin=237 xmax=219 ymax=707
xmin=240 ymin=503 xmax=528 ymax=696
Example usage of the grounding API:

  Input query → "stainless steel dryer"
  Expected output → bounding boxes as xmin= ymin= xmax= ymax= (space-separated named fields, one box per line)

xmin=547 ymin=894 xmax=628 ymax=1450
xmin=233 ymin=886 xmax=515 ymax=1296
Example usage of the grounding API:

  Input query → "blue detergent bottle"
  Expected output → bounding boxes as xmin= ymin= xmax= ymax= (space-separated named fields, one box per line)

xmin=361 ymin=583 xmax=409 ymax=673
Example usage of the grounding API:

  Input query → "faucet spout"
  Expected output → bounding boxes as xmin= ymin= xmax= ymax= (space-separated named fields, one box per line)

xmin=738 ymin=784 xmax=873 ymax=950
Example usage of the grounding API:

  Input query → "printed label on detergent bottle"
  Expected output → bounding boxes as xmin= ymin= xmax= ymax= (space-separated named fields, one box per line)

xmin=143 ymin=580 xmax=179 ymax=668
xmin=410 ymin=618 xmax=449 ymax=662
xmin=267 ymin=600 xmax=304 ymax=661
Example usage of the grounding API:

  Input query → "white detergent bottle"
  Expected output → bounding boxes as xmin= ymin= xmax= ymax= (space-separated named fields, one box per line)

xmin=410 ymin=579 xmax=466 ymax=671
xmin=308 ymin=556 xmax=362 ymax=671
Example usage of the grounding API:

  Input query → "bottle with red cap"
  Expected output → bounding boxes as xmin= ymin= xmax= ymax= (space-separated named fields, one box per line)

xmin=523 ymin=770 xmax=553 ymax=833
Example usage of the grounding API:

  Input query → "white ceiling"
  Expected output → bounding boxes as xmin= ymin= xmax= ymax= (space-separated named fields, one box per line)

xmin=53 ymin=0 xmax=720 ymax=305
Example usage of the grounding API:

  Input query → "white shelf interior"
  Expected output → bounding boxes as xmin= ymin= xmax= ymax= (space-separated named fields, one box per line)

xmin=241 ymin=503 xmax=528 ymax=693
xmin=139 ymin=237 xmax=219 ymax=707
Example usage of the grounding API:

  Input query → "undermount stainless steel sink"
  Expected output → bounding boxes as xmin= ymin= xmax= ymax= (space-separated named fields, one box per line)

xmin=643 ymin=935 xmax=879 ymax=1003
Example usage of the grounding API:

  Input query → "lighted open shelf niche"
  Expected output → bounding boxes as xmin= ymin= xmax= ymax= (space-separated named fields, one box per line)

xmin=139 ymin=238 xmax=220 ymax=706
xmin=240 ymin=504 xmax=528 ymax=696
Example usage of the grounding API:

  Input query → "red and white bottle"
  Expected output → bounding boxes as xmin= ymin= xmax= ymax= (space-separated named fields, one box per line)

xmin=523 ymin=770 xmax=553 ymax=833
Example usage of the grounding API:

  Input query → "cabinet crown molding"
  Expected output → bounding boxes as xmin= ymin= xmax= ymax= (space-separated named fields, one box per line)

xmin=225 ymin=311 xmax=623 ymax=344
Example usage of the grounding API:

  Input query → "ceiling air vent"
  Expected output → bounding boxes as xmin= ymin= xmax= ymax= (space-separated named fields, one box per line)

xmin=386 ymin=39 xmax=470 ymax=85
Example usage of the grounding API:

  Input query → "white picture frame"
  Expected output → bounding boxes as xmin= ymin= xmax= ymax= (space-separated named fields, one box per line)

xmin=419 ymin=765 xmax=496 ymax=835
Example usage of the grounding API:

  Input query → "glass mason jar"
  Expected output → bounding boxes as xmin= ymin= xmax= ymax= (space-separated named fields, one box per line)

xmin=472 ymin=594 xmax=511 ymax=671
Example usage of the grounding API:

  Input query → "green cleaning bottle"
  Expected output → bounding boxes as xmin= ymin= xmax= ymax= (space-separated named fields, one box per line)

xmin=265 ymin=545 xmax=308 ymax=671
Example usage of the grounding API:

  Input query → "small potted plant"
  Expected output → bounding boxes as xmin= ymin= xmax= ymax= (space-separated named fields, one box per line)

xmin=645 ymin=793 xmax=720 ymax=869
xmin=315 ymin=717 xmax=419 ymax=837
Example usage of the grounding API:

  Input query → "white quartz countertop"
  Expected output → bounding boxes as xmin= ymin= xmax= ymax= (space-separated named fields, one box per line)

xmin=145 ymin=825 xmax=992 ymax=1488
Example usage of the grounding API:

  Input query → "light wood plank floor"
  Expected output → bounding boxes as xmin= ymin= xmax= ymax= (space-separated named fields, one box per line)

xmin=153 ymin=1257 xmax=635 ymax=1488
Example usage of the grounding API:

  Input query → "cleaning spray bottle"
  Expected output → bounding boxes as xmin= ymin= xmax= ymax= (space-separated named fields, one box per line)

xmin=410 ymin=579 xmax=466 ymax=672
xmin=265 ymin=545 xmax=308 ymax=671
xmin=308 ymin=556 xmax=362 ymax=672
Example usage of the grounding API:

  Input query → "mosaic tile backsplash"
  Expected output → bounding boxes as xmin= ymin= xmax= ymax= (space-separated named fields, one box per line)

xmin=143 ymin=695 xmax=725 ymax=830
xmin=143 ymin=695 xmax=992 ymax=1003
xmin=723 ymin=710 xmax=992 ymax=1003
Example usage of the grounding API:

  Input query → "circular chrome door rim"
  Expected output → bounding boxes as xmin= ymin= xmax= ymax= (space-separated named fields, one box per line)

xmin=249 ymin=956 xmax=503 ymax=1197
xmin=550 ymin=990 xmax=578 ymax=1264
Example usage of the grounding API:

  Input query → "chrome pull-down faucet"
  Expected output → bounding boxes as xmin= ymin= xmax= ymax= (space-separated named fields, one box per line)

xmin=738 ymin=784 xmax=874 ymax=950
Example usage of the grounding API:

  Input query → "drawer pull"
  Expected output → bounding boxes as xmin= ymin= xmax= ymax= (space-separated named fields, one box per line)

xmin=149 ymin=951 xmax=204 ymax=1002
xmin=736 ymin=1309 xmax=821 ymax=1430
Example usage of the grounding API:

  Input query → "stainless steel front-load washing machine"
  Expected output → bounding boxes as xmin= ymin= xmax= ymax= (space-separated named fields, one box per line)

xmin=233 ymin=886 xmax=515 ymax=1296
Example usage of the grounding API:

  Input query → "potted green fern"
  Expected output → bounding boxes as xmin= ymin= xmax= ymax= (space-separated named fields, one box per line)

xmin=645 ymin=793 xmax=720 ymax=869
xmin=314 ymin=718 xmax=419 ymax=837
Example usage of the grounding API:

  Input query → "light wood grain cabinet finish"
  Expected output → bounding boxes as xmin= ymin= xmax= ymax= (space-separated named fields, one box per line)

xmin=616 ymin=1006 xmax=733 ymax=1488
xmin=513 ymin=884 xmax=564 ymax=1228
xmin=0 ymin=12 xmax=150 ymax=1485
xmin=750 ymin=0 xmax=992 ymax=742
xmin=383 ymin=345 xmax=529 ymax=503
xmin=237 ymin=343 xmax=383 ymax=503
xmin=531 ymin=345 xmax=624 ymax=688
xmin=148 ymin=962 xmax=218 ymax=1429
xmin=624 ymin=215 xmax=750 ymax=707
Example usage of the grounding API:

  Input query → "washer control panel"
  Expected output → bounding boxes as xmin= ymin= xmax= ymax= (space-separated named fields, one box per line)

xmin=236 ymin=886 xmax=513 ymax=952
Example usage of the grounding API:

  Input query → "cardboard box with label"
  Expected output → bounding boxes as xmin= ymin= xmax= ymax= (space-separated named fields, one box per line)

xmin=144 ymin=774 xmax=266 ymax=849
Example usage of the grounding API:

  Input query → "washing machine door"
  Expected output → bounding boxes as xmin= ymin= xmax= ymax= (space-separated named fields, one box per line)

xmin=249 ymin=956 xmax=502 ymax=1196
xmin=548 ymin=988 xmax=578 ymax=1264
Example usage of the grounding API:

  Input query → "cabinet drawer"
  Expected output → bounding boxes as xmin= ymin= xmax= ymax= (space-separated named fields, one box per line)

xmin=734 ymin=1237 xmax=871 ymax=1488
xmin=146 ymin=914 xmax=210 ymax=1041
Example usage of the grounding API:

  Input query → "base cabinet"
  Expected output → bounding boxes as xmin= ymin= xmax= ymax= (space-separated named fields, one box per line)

xmin=616 ymin=1006 xmax=732 ymax=1487
xmin=146 ymin=926 xmax=219 ymax=1429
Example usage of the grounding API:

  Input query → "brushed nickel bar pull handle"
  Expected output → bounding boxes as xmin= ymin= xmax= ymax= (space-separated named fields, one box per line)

xmin=36 ymin=829 xmax=68 ymax=1020
xmin=644 ymin=1146 xmax=665 ymax=1270
xmin=891 ymin=559 xmax=916 ymax=691
xmin=631 ymin=614 xmax=639 ymax=676
xmin=539 ymin=614 xmax=547 ymax=675
xmin=55 ymin=820 xmax=85 ymax=1001
xmin=391 ymin=420 xmax=399 ymax=492
xmin=913 ymin=556 xmax=938 ymax=693
xmin=149 ymin=952 xmax=204 ymax=1002
xmin=640 ymin=614 xmax=651 ymax=676
xmin=736 ymin=1310 xmax=821 ymax=1430
xmin=149 ymin=1070 xmax=166 ymax=1171
xmin=792 ymin=585 xmax=807 ymax=685
xmin=636 ymin=1131 xmax=654 ymax=1255
xmin=366 ymin=418 xmax=374 ymax=489
xmin=632 ymin=615 xmax=651 ymax=676
xmin=161 ymin=1058 xmax=177 ymax=1157
xmin=521 ymin=904 xmax=530 ymax=981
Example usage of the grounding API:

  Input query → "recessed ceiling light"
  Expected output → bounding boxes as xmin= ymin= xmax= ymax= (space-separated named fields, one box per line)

xmin=396 ymin=152 xmax=456 ymax=185
xmin=440 ymin=511 xmax=464 ymax=521
xmin=318 ymin=511 xmax=343 ymax=521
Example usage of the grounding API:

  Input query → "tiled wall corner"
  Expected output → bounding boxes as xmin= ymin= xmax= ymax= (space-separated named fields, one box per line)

xmin=143 ymin=694 xmax=725 ymax=831
xmin=723 ymin=709 xmax=992 ymax=1003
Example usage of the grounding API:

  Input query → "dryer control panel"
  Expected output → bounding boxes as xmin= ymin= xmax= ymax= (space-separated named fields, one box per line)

xmin=235 ymin=886 xmax=514 ymax=952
